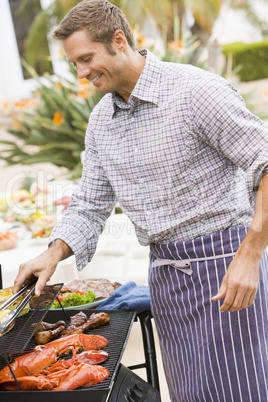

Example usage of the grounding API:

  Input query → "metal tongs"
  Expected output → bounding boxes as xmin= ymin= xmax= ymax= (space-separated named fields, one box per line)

xmin=0 ymin=276 xmax=37 ymax=336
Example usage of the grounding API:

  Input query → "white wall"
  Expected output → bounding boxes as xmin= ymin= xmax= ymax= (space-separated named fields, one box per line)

xmin=0 ymin=0 xmax=25 ymax=104
xmin=0 ymin=0 xmax=66 ymax=105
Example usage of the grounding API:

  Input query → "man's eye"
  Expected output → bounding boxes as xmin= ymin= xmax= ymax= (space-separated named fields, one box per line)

xmin=83 ymin=57 xmax=91 ymax=62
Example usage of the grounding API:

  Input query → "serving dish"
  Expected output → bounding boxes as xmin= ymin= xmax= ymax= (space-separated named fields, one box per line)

xmin=49 ymin=277 xmax=121 ymax=310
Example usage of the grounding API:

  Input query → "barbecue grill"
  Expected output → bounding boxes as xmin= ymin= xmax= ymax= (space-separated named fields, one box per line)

xmin=0 ymin=272 xmax=161 ymax=401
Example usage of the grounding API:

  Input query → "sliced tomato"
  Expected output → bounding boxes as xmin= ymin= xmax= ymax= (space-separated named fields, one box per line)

xmin=75 ymin=289 xmax=84 ymax=295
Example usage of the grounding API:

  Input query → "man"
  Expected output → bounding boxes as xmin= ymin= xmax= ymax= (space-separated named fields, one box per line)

xmin=13 ymin=1 xmax=268 ymax=400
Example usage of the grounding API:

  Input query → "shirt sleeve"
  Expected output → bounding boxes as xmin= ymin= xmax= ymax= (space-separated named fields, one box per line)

xmin=49 ymin=116 xmax=116 ymax=271
xmin=191 ymin=73 xmax=268 ymax=206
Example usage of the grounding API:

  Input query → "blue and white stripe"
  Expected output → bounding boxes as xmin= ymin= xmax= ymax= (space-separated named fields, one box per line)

xmin=149 ymin=226 xmax=268 ymax=402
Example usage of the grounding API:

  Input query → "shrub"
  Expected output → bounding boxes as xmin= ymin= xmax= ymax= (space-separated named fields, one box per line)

xmin=222 ymin=40 xmax=268 ymax=82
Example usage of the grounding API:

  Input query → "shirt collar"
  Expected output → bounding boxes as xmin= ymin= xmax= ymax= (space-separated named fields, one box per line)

xmin=112 ymin=48 xmax=161 ymax=111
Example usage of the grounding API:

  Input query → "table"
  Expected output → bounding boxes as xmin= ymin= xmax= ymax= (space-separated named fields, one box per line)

xmin=0 ymin=212 xmax=150 ymax=289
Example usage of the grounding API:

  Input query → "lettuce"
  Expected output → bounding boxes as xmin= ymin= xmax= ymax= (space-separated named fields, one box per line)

xmin=51 ymin=290 xmax=96 ymax=309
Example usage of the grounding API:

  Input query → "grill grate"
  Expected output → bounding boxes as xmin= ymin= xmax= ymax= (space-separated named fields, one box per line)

xmin=0 ymin=283 xmax=63 ymax=355
xmin=0 ymin=308 xmax=136 ymax=401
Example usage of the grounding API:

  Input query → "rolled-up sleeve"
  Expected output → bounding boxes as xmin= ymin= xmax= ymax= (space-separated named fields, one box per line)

xmin=246 ymin=148 xmax=268 ymax=206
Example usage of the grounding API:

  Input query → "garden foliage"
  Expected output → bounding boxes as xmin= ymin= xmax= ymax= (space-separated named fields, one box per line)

xmin=222 ymin=40 xmax=268 ymax=82
xmin=1 ymin=64 xmax=102 ymax=180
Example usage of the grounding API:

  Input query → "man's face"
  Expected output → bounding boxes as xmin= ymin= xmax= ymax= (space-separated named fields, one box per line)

xmin=63 ymin=30 xmax=125 ymax=95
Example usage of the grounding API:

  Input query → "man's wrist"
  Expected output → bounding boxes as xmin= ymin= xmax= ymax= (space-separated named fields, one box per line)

xmin=47 ymin=238 xmax=73 ymax=261
xmin=240 ymin=228 xmax=267 ymax=261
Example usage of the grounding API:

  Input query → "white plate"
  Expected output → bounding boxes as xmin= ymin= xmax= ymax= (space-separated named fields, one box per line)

xmin=50 ymin=298 xmax=107 ymax=310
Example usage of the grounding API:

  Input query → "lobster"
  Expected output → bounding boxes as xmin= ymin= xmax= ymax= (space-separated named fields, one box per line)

xmin=0 ymin=363 xmax=110 ymax=391
xmin=41 ymin=333 xmax=109 ymax=355
xmin=36 ymin=349 xmax=109 ymax=374
xmin=0 ymin=334 xmax=109 ymax=383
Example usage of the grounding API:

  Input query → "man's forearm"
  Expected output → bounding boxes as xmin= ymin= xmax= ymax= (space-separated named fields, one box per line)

xmin=48 ymin=238 xmax=74 ymax=261
xmin=211 ymin=172 xmax=268 ymax=311
xmin=246 ymin=172 xmax=268 ymax=258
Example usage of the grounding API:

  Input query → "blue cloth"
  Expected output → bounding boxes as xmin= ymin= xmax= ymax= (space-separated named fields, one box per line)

xmin=98 ymin=281 xmax=150 ymax=314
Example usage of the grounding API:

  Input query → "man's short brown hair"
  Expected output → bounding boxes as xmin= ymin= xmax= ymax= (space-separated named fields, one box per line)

xmin=52 ymin=0 xmax=136 ymax=54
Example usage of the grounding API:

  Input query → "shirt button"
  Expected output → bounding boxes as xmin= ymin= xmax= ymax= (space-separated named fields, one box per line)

xmin=134 ymin=147 xmax=138 ymax=153
xmin=146 ymin=210 xmax=151 ymax=216
xmin=140 ymin=178 xmax=145 ymax=184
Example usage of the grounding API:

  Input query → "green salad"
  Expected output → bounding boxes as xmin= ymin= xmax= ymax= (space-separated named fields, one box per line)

xmin=51 ymin=290 xmax=96 ymax=309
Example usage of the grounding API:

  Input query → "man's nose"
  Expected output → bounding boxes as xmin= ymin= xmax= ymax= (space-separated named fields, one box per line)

xmin=77 ymin=65 xmax=91 ymax=80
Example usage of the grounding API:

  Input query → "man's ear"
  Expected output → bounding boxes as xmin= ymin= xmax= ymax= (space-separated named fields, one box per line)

xmin=113 ymin=29 xmax=126 ymax=50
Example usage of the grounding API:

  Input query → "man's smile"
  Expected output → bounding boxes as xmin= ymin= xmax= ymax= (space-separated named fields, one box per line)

xmin=90 ymin=73 xmax=102 ymax=84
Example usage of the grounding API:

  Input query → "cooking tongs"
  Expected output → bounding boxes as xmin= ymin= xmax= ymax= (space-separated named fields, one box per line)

xmin=0 ymin=276 xmax=37 ymax=336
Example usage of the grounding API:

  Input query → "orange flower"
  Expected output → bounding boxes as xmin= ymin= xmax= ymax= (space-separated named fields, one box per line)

xmin=77 ymin=83 xmax=94 ymax=99
xmin=2 ymin=102 xmax=9 ymax=111
xmin=79 ymin=78 xmax=89 ymax=85
xmin=13 ymin=120 xmax=24 ymax=130
xmin=13 ymin=99 xmax=28 ymax=108
xmin=55 ymin=82 xmax=62 ymax=90
xmin=167 ymin=38 xmax=185 ymax=52
xmin=132 ymin=28 xmax=147 ymax=49
xmin=137 ymin=35 xmax=146 ymax=50
xmin=77 ymin=89 xmax=88 ymax=99
xmin=53 ymin=111 xmax=64 ymax=125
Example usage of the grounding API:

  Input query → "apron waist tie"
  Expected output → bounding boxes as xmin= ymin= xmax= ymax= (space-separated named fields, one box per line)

xmin=151 ymin=252 xmax=236 ymax=276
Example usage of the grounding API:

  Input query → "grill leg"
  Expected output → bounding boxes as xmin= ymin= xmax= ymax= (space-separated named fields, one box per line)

xmin=138 ymin=310 xmax=160 ymax=391
xmin=0 ymin=265 xmax=2 ymax=289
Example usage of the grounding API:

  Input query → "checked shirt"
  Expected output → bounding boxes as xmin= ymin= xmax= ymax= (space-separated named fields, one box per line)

xmin=50 ymin=49 xmax=268 ymax=270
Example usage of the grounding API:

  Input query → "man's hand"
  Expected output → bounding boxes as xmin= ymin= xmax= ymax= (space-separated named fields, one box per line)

xmin=13 ymin=253 xmax=58 ymax=297
xmin=212 ymin=173 xmax=268 ymax=312
xmin=211 ymin=251 xmax=260 ymax=312
xmin=13 ymin=239 xmax=73 ymax=297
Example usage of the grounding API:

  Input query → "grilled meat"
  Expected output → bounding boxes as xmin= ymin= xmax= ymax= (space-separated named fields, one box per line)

xmin=34 ymin=320 xmax=66 ymax=335
xmin=35 ymin=325 xmax=66 ymax=345
xmin=62 ymin=313 xmax=110 ymax=336
xmin=69 ymin=311 xmax=87 ymax=327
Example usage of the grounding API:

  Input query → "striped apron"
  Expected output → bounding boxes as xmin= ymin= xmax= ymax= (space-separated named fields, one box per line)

xmin=149 ymin=226 xmax=268 ymax=402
